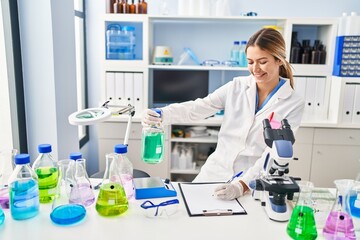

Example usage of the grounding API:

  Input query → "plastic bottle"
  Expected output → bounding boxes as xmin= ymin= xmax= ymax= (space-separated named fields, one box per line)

xmin=67 ymin=153 xmax=95 ymax=207
xmin=230 ymin=41 xmax=240 ymax=65
xmin=119 ymin=26 xmax=136 ymax=60
xmin=141 ymin=109 xmax=165 ymax=164
xmin=239 ymin=40 xmax=248 ymax=67
xmin=346 ymin=12 xmax=360 ymax=36
xmin=106 ymin=24 xmax=122 ymax=60
xmin=8 ymin=154 xmax=39 ymax=220
xmin=338 ymin=12 xmax=348 ymax=36
xmin=32 ymin=144 xmax=58 ymax=203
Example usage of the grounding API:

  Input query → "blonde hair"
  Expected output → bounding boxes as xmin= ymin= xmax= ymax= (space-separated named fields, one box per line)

xmin=246 ymin=28 xmax=294 ymax=89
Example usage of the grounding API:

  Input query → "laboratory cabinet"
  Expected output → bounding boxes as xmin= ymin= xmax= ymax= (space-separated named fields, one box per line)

xmin=97 ymin=14 xmax=360 ymax=185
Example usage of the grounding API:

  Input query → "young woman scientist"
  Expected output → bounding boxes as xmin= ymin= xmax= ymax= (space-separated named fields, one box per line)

xmin=142 ymin=28 xmax=304 ymax=200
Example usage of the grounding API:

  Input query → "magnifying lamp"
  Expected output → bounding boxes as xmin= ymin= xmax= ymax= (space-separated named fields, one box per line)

xmin=68 ymin=101 xmax=135 ymax=145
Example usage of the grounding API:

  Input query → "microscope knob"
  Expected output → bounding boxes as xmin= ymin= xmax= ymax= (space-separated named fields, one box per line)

xmin=269 ymin=168 xmax=276 ymax=175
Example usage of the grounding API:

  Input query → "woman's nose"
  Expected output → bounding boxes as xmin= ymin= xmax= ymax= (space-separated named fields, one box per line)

xmin=253 ymin=62 xmax=260 ymax=72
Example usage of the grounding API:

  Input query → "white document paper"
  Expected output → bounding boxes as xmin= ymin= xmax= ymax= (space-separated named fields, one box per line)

xmin=179 ymin=183 xmax=246 ymax=216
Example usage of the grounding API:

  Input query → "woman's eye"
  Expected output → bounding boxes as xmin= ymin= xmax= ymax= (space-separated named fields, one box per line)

xmin=260 ymin=61 xmax=267 ymax=65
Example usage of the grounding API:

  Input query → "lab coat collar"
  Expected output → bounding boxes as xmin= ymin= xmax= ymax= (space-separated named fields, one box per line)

xmin=246 ymin=76 xmax=293 ymax=115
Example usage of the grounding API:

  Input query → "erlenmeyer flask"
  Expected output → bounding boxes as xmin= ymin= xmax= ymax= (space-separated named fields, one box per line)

xmin=0 ymin=149 xmax=17 ymax=209
xmin=67 ymin=153 xmax=95 ymax=207
xmin=323 ymin=179 xmax=356 ymax=239
xmin=50 ymin=159 xmax=86 ymax=226
xmin=287 ymin=181 xmax=317 ymax=240
xmin=95 ymin=152 xmax=128 ymax=217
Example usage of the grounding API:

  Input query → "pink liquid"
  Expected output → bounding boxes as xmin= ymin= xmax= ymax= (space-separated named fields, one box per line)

xmin=0 ymin=188 xmax=9 ymax=209
xmin=69 ymin=183 xmax=95 ymax=207
xmin=120 ymin=174 xmax=134 ymax=199
xmin=323 ymin=211 xmax=356 ymax=240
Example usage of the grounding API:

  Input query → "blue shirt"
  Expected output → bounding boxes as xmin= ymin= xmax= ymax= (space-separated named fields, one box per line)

xmin=255 ymin=79 xmax=286 ymax=114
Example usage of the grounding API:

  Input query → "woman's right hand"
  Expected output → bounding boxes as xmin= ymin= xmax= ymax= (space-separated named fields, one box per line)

xmin=141 ymin=109 xmax=162 ymax=126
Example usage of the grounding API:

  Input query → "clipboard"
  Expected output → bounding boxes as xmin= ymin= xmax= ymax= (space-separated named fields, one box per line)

xmin=178 ymin=182 xmax=247 ymax=217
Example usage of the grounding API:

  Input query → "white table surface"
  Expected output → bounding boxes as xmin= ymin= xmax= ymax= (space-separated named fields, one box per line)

xmin=0 ymin=179 xmax=330 ymax=240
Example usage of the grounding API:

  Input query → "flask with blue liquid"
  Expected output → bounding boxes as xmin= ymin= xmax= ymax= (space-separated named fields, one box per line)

xmin=9 ymin=154 xmax=39 ymax=220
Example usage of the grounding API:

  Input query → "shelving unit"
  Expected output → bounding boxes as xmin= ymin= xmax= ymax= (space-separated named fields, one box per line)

xmin=97 ymin=14 xmax=359 ymax=185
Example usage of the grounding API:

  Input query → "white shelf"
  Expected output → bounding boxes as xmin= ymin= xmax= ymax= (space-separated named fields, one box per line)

xmin=170 ymin=168 xmax=201 ymax=174
xmin=149 ymin=15 xmax=287 ymax=22
xmin=171 ymin=137 xmax=218 ymax=143
xmin=148 ymin=64 xmax=249 ymax=72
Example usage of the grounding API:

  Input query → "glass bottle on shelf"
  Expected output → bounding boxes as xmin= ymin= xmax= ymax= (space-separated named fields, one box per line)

xmin=136 ymin=0 xmax=147 ymax=14
xmin=239 ymin=40 xmax=248 ymax=67
xmin=32 ymin=144 xmax=58 ymax=203
xmin=113 ymin=0 xmax=120 ymax=13
xmin=106 ymin=0 xmax=116 ymax=13
xmin=287 ymin=181 xmax=317 ymax=240
xmin=323 ymin=179 xmax=356 ymax=240
xmin=120 ymin=0 xmax=129 ymax=14
xmin=8 ymin=154 xmax=39 ymax=220
xmin=141 ymin=109 xmax=164 ymax=164
xmin=129 ymin=0 xmax=136 ymax=14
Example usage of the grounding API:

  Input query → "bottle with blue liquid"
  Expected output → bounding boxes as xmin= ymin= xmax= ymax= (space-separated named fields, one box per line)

xmin=0 ymin=206 xmax=4 ymax=225
xmin=8 ymin=154 xmax=39 ymax=220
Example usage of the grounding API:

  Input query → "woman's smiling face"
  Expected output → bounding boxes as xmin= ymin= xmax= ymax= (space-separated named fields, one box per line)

xmin=246 ymin=45 xmax=282 ymax=85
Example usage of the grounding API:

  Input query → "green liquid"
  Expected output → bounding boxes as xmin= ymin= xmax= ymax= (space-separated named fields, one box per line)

xmin=287 ymin=205 xmax=318 ymax=240
xmin=141 ymin=132 xmax=164 ymax=164
xmin=95 ymin=183 xmax=128 ymax=217
xmin=35 ymin=167 xmax=59 ymax=203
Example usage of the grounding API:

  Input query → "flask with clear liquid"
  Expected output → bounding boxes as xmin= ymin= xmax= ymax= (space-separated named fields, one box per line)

xmin=141 ymin=109 xmax=164 ymax=164
xmin=66 ymin=153 xmax=95 ymax=207
xmin=32 ymin=144 xmax=58 ymax=203
xmin=95 ymin=149 xmax=129 ymax=217
xmin=9 ymin=154 xmax=39 ymax=220
xmin=287 ymin=181 xmax=317 ymax=240
xmin=50 ymin=159 xmax=86 ymax=226
xmin=323 ymin=179 xmax=356 ymax=240
xmin=0 ymin=149 xmax=17 ymax=209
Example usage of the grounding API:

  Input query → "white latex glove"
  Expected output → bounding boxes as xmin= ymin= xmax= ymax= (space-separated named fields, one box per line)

xmin=142 ymin=109 xmax=162 ymax=126
xmin=214 ymin=181 xmax=244 ymax=200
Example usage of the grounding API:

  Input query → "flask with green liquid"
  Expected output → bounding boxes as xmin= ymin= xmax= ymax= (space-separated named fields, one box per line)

xmin=32 ymin=144 xmax=59 ymax=203
xmin=287 ymin=181 xmax=318 ymax=240
xmin=141 ymin=109 xmax=164 ymax=164
xmin=95 ymin=147 xmax=129 ymax=217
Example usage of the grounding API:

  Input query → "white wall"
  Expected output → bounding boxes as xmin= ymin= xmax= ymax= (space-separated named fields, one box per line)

xmin=85 ymin=0 xmax=360 ymax=175
xmin=18 ymin=0 xmax=78 ymax=162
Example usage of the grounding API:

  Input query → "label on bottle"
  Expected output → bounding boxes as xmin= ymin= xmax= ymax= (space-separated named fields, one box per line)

xmin=156 ymin=146 xmax=162 ymax=154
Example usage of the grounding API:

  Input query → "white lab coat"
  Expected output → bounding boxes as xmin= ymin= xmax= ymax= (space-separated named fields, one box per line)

xmin=161 ymin=75 xmax=304 ymax=185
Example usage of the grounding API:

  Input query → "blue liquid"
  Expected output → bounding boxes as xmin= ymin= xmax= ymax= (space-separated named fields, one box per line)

xmin=0 ymin=207 xmax=4 ymax=225
xmin=9 ymin=179 xmax=39 ymax=220
xmin=50 ymin=204 xmax=86 ymax=225
xmin=350 ymin=195 xmax=360 ymax=218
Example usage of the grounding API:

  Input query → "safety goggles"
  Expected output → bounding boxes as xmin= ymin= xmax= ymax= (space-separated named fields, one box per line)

xmin=140 ymin=199 xmax=179 ymax=218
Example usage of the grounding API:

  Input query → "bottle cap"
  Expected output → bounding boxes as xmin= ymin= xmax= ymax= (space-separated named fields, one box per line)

xmin=15 ymin=154 xmax=30 ymax=165
xmin=234 ymin=41 xmax=240 ymax=45
xmin=114 ymin=144 xmax=128 ymax=154
xmin=241 ymin=40 xmax=247 ymax=44
xmin=122 ymin=26 xmax=135 ymax=32
xmin=38 ymin=144 xmax=52 ymax=153
xmin=70 ymin=152 xmax=82 ymax=161
xmin=152 ymin=108 xmax=162 ymax=117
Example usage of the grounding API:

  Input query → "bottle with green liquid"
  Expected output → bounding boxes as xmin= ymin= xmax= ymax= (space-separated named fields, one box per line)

xmin=141 ymin=109 xmax=164 ymax=164
xmin=287 ymin=181 xmax=318 ymax=240
xmin=95 ymin=146 xmax=129 ymax=217
xmin=32 ymin=144 xmax=58 ymax=203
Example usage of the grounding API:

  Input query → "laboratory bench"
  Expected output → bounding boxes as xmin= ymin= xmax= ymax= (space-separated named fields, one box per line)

xmin=0 ymin=179 xmax=335 ymax=240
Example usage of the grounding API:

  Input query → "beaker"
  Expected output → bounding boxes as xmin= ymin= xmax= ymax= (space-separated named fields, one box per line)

xmin=50 ymin=159 xmax=86 ymax=226
xmin=323 ymin=179 xmax=356 ymax=240
xmin=0 ymin=149 xmax=17 ymax=209
xmin=287 ymin=181 xmax=317 ymax=240
xmin=95 ymin=153 xmax=128 ymax=217
xmin=67 ymin=155 xmax=95 ymax=207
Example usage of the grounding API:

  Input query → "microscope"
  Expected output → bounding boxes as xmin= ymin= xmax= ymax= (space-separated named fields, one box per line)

xmin=250 ymin=118 xmax=300 ymax=222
